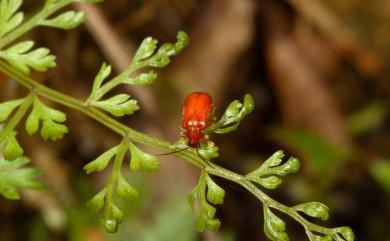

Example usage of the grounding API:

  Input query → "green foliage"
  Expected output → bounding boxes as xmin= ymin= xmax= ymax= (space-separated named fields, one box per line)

xmin=0 ymin=41 xmax=56 ymax=74
xmin=0 ymin=94 xmax=66 ymax=164
xmin=205 ymin=175 xmax=225 ymax=205
xmin=132 ymin=31 xmax=189 ymax=67
xmin=84 ymin=140 xmax=157 ymax=232
xmin=188 ymin=172 xmax=225 ymax=231
xmin=91 ymin=62 xmax=111 ymax=94
xmin=84 ymin=31 xmax=189 ymax=119
xmin=308 ymin=233 xmax=333 ymax=241
xmin=87 ymin=31 xmax=189 ymax=105
xmin=128 ymin=141 xmax=159 ymax=172
xmin=347 ymin=101 xmax=386 ymax=136
xmin=293 ymin=202 xmax=330 ymax=221
xmin=243 ymin=151 xmax=355 ymax=241
xmin=263 ymin=207 xmax=288 ymax=241
xmin=0 ymin=157 xmax=43 ymax=199
xmin=0 ymin=98 xmax=24 ymax=122
xmin=306 ymin=227 xmax=354 ymax=241
xmin=370 ymin=159 xmax=390 ymax=193
xmin=197 ymin=142 xmax=219 ymax=161
xmin=83 ymin=145 xmax=118 ymax=174
xmin=117 ymin=174 xmax=138 ymax=198
xmin=87 ymin=188 xmax=106 ymax=212
xmin=0 ymin=0 xmax=355 ymax=237
xmin=0 ymin=0 xmax=24 ymax=38
xmin=91 ymin=94 xmax=139 ymax=117
xmin=26 ymin=96 xmax=68 ymax=141
xmin=85 ymin=141 xmax=129 ymax=233
xmin=39 ymin=11 xmax=85 ymax=30
xmin=205 ymin=94 xmax=254 ymax=134
xmin=334 ymin=227 xmax=354 ymax=241
xmin=246 ymin=151 xmax=300 ymax=189
xmin=3 ymin=132 xmax=24 ymax=160
xmin=0 ymin=95 xmax=33 ymax=160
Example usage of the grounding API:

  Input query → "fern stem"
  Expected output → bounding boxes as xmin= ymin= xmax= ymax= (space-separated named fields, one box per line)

xmin=0 ymin=60 xmax=203 ymax=168
xmin=0 ymin=0 xmax=72 ymax=49
xmin=0 ymin=93 xmax=33 ymax=141
xmin=205 ymin=164 xmax=338 ymax=238
xmin=0 ymin=60 xmax=342 ymax=239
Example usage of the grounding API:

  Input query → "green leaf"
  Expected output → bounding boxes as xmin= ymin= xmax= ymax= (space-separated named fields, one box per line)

xmin=40 ymin=119 xmax=68 ymax=141
xmin=148 ymin=43 xmax=174 ymax=67
xmin=270 ymin=157 xmax=300 ymax=176
xmin=334 ymin=227 xmax=354 ymax=241
xmin=205 ymin=175 xmax=225 ymax=205
xmin=0 ymin=98 xmax=24 ymax=121
xmin=133 ymin=36 xmax=158 ymax=63
xmin=40 ymin=11 xmax=85 ymax=30
xmin=3 ymin=132 xmax=24 ymax=160
xmin=347 ymin=101 xmax=386 ymax=136
xmin=188 ymin=183 xmax=200 ymax=211
xmin=25 ymin=101 xmax=40 ymax=135
xmin=370 ymin=159 xmax=390 ymax=193
xmin=103 ymin=218 xmax=119 ymax=233
xmin=87 ymin=188 xmax=106 ymax=212
xmin=205 ymin=94 xmax=254 ymax=134
xmin=86 ymin=31 xmax=189 ymax=102
xmin=189 ymin=172 xmax=222 ymax=232
xmin=92 ymin=94 xmax=139 ymax=117
xmin=0 ymin=185 xmax=19 ymax=199
xmin=92 ymin=62 xmax=112 ymax=94
xmin=308 ymin=233 xmax=333 ymax=241
xmin=109 ymin=202 xmax=124 ymax=223
xmin=83 ymin=146 xmax=118 ymax=174
xmin=175 ymin=31 xmax=190 ymax=53
xmin=0 ymin=0 xmax=24 ymax=38
xmin=196 ymin=201 xmax=221 ymax=231
xmin=0 ymin=41 xmax=56 ymax=74
xmin=123 ymin=71 xmax=157 ymax=85
xmin=294 ymin=202 xmax=329 ymax=221
xmin=258 ymin=150 xmax=285 ymax=171
xmin=25 ymin=96 xmax=68 ymax=141
xmin=135 ymin=31 xmax=189 ymax=68
xmin=128 ymin=142 xmax=159 ymax=172
xmin=102 ymin=202 xmax=124 ymax=233
xmin=246 ymin=151 xmax=299 ymax=189
xmin=0 ymin=157 xmax=43 ymax=200
xmin=263 ymin=207 xmax=289 ymax=241
xmin=197 ymin=144 xmax=219 ymax=161
xmin=256 ymin=176 xmax=282 ymax=189
xmin=117 ymin=174 xmax=138 ymax=199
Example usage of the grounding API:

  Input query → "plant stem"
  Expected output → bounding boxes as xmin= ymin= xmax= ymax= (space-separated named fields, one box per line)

xmin=0 ymin=0 xmax=72 ymax=49
xmin=205 ymin=163 xmax=337 ymax=237
xmin=0 ymin=60 xmax=339 ymax=238
xmin=104 ymin=139 xmax=127 ymax=221
xmin=0 ymin=60 xmax=203 ymax=168
xmin=88 ymin=62 xmax=148 ymax=101
xmin=0 ymin=93 xmax=33 ymax=141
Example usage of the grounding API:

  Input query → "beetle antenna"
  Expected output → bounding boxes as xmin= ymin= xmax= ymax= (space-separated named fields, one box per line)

xmin=196 ymin=147 xmax=213 ymax=167
xmin=156 ymin=146 xmax=190 ymax=156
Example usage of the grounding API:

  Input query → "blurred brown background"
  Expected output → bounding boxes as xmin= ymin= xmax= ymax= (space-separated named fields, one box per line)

xmin=0 ymin=0 xmax=389 ymax=240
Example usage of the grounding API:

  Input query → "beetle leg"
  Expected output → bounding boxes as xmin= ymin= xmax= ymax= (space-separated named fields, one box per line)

xmin=179 ymin=127 xmax=186 ymax=136
xmin=207 ymin=140 xmax=215 ymax=147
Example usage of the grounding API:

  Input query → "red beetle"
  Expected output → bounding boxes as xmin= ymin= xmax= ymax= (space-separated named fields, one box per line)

xmin=182 ymin=92 xmax=213 ymax=147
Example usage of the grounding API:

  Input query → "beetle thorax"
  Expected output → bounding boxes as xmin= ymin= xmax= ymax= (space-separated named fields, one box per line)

xmin=185 ymin=126 xmax=203 ymax=147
